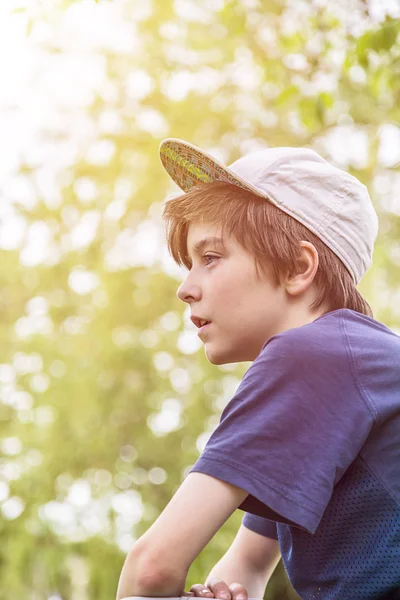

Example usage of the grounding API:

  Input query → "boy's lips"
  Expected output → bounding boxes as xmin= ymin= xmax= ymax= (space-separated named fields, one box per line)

xmin=190 ymin=315 xmax=211 ymax=328
xmin=197 ymin=322 xmax=211 ymax=336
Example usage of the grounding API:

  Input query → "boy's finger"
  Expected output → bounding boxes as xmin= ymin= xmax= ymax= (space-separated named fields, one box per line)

xmin=206 ymin=577 xmax=231 ymax=600
xmin=189 ymin=584 xmax=214 ymax=597
xmin=229 ymin=582 xmax=248 ymax=600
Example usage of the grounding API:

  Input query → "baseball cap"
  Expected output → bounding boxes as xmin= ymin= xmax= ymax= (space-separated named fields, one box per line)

xmin=159 ymin=138 xmax=379 ymax=284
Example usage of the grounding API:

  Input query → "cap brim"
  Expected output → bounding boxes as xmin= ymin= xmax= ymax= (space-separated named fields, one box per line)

xmin=159 ymin=138 xmax=266 ymax=199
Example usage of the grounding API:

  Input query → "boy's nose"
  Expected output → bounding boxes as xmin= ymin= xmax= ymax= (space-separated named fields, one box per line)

xmin=176 ymin=279 xmax=201 ymax=303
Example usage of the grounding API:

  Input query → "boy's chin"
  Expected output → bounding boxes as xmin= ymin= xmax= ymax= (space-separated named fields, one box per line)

xmin=205 ymin=347 xmax=248 ymax=365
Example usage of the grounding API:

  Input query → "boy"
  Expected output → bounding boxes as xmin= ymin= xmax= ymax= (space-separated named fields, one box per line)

xmin=116 ymin=139 xmax=400 ymax=600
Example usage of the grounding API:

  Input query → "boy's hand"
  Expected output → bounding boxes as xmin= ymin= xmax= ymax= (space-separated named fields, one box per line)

xmin=189 ymin=577 xmax=248 ymax=600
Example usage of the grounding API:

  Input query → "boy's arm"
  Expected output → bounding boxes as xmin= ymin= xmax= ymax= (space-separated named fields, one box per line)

xmin=203 ymin=524 xmax=281 ymax=598
xmin=116 ymin=472 xmax=248 ymax=600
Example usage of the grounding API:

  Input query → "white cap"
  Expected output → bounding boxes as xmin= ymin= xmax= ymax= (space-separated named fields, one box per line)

xmin=159 ymin=138 xmax=379 ymax=284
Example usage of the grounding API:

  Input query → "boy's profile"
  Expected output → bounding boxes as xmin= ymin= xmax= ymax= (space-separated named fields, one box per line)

xmin=116 ymin=139 xmax=400 ymax=600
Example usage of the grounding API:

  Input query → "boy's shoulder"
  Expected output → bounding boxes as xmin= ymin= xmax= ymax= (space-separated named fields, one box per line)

xmin=257 ymin=308 xmax=400 ymax=380
xmin=264 ymin=308 xmax=397 ymax=353
xmin=260 ymin=308 xmax=347 ymax=363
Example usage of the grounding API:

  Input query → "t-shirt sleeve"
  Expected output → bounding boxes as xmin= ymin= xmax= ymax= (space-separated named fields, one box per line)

xmin=190 ymin=323 xmax=374 ymax=534
xmin=242 ymin=513 xmax=278 ymax=540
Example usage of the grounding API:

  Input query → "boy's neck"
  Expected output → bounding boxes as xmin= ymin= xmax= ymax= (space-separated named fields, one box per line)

xmin=276 ymin=297 xmax=330 ymax=337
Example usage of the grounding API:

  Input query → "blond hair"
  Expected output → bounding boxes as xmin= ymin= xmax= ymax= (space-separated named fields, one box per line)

xmin=162 ymin=181 xmax=372 ymax=317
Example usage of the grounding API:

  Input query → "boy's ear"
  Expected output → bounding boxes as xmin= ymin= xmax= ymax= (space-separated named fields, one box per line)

xmin=284 ymin=241 xmax=319 ymax=296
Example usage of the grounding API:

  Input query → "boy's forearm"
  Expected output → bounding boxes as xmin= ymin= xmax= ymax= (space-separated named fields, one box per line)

xmin=205 ymin=553 xmax=273 ymax=598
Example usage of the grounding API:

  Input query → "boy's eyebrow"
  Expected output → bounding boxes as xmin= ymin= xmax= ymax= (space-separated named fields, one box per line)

xmin=187 ymin=236 xmax=226 ymax=259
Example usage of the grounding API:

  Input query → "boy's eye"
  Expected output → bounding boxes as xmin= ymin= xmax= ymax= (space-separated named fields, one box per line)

xmin=203 ymin=254 xmax=219 ymax=266
xmin=186 ymin=255 xmax=219 ymax=270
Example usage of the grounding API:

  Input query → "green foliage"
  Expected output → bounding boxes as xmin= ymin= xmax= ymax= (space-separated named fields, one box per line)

xmin=0 ymin=1 xmax=398 ymax=599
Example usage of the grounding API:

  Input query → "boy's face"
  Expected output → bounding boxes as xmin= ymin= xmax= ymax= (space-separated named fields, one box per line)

xmin=176 ymin=222 xmax=290 ymax=364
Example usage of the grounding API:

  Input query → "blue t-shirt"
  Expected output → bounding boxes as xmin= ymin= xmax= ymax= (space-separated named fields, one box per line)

xmin=190 ymin=309 xmax=400 ymax=600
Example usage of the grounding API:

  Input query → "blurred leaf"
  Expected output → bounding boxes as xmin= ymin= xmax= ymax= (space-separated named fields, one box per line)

xmin=298 ymin=97 xmax=319 ymax=130
xmin=370 ymin=19 xmax=399 ymax=52
xmin=319 ymin=91 xmax=334 ymax=109
xmin=277 ymin=85 xmax=299 ymax=106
